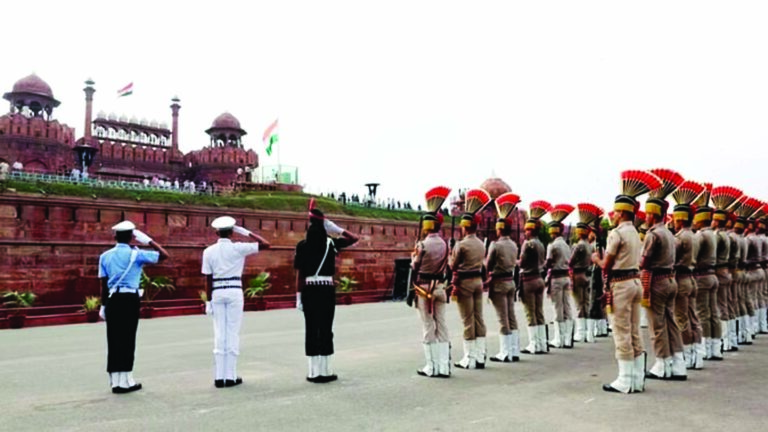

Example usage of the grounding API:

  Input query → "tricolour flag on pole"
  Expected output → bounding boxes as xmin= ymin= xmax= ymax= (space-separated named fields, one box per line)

xmin=117 ymin=83 xmax=133 ymax=97
xmin=263 ymin=118 xmax=279 ymax=156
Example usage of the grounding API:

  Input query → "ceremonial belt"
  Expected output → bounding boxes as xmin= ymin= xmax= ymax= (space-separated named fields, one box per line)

xmin=110 ymin=286 xmax=139 ymax=295
xmin=491 ymin=271 xmax=514 ymax=279
xmin=417 ymin=272 xmax=444 ymax=283
xmin=694 ymin=269 xmax=715 ymax=276
xmin=212 ymin=276 xmax=242 ymax=290
xmin=550 ymin=269 xmax=569 ymax=278
xmin=715 ymin=263 xmax=730 ymax=269
xmin=609 ymin=269 xmax=639 ymax=283
xmin=521 ymin=273 xmax=543 ymax=282
xmin=674 ymin=266 xmax=693 ymax=276
xmin=305 ymin=276 xmax=334 ymax=285
xmin=571 ymin=268 xmax=592 ymax=276
xmin=456 ymin=271 xmax=482 ymax=280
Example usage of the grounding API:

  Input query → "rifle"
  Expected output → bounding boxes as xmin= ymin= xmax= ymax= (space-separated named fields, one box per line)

xmin=405 ymin=214 xmax=424 ymax=307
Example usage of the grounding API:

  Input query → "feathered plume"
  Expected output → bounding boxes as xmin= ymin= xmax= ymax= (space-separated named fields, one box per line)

xmin=671 ymin=180 xmax=705 ymax=205
xmin=635 ymin=210 xmax=646 ymax=227
xmin=710 ymin=186 xmax=742 ymax=212
xmin=726 ymin=194 xmax=746 ymax=213
xmin=735 ymin=197 xmax=760 ymax=218
xmin=463 ymin=188 xmax=491 ymax=215
xmin=577 ymin=203 xmax=603 ymax=226
xmin=424 ymin=186 xmax=451 ymax=213
xmin=550 ymin=204 xmax=575 ymax=223
xmin=693 ymin=182 xmax=713 ymax=207
xmin=529 ymin=200 xmax=552 ymax=220
xmin=620 ymin=170 xmax=663 ymax=198
xmin=649 ymin=168 xmax=684 ymax=199
xmin=751 ymin=201 xmax=767 ymax=220
xmin=495 ymin=192 xmax=521 ymax=219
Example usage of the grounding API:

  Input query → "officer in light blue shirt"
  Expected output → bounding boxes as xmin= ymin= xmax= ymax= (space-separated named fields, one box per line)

xmin=99 ymin=220 xmax=169 ymax=394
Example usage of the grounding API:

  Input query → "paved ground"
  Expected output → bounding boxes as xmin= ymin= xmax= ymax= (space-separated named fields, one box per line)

xmin=1 ymin=300 xmax=767 ymax=432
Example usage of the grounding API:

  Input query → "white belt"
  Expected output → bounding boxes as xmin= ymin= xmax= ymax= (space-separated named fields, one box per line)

xmin=305 ymin=276 xmax=334 ymax=285
xmin=213 ymin=280 xmax=242 ymax=288
xmin=109 ymin=287 xmax=139 ymax=296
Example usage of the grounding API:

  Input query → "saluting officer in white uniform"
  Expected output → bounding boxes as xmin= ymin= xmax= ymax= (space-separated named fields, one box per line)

xmin=99 ymin=221 xmax=169 ymax=394
xmin=202 ymin=216 xmax=271 ymax=388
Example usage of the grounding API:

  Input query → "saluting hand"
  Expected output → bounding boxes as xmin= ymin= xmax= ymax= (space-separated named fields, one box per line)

xmin=232 ymin=226 xmax=252 ymax=236
xmin=133 ymin=229 xmax=153 ymax=245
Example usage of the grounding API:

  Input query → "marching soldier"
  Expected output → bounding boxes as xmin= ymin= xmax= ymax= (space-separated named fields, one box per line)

xmin=411 ymin=186 xmax=452 ymax=377
xmin=692 ymin=186 xmax=720 ymax=365
xmin=520 ymin=201 xmax=550 ymax=355
xmin=600 ymin=170 xmax=656 ymax=394
xmin=450 ymin=188 xmax=492 ymax=369
xmin=588 ymin=227 xmax=610 ymax=338
xmin=202 ymin=216 xmax=271 ymax=388
xmin=725 ymin=211 xmax=742 ymax=351
xmin=486 ymin=192 xmax=522 ymax=363
xmin=745 ymin=205 xmax=766 ymax=339
xmin=671 ymin=181 xmax=705 ymax=368
xmin=99 ymin=221 xmax=169 ymax=394
xmin=294 ymin=203 xmax=360 ymax=383
xmin=732 ymin=199 xmax=756 ymax=345
xmin=759 ymin=213 xmax=768 ymax=334
xmin=571 ymin=204 xmax=601 ymax=343
xmin=711 ymin=186 xmax=742 ymax=356
xmin=546 ymin=204 xmax=575 ymax=349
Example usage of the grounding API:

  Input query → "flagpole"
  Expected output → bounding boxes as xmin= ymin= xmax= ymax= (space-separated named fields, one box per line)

xmin=277 ymin=123 xmax=281 ymax=184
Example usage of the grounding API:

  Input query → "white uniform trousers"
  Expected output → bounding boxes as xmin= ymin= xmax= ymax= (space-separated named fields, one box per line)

xmin=212 ymin=288 xmax=244 ymax=380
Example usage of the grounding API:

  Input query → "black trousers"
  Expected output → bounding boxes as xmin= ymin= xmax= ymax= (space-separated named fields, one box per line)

xmin=302 ymin=285 xmax=336 ymax=356
xmin=588 ymin=267 xmax=605 ymax=320
xmin=105 ymin=292 xmax=140 ymax=373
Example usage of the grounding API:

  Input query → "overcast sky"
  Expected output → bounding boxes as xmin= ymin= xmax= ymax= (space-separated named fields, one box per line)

xmin=2 ymin=1 xmax=767 ymax=218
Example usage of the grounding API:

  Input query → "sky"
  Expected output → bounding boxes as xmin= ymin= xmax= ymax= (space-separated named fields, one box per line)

xmin=2 ymin=0 xmax=768 ymax=217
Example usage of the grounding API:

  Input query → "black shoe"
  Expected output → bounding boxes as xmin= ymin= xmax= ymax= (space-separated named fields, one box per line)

xmin=112 ymin=383 xmax=142 ymax=394
xmin=476 ymin=362 xmax=485 ymax=369
xmin=708 ymin=356 xmax=724 ymax=361
xmin=306 ymin=376 xmax=323 ymax=383
xmin=645 ymin=372 xmax=666 ymax=380
xmin=489 ymin=356 xmax=510 ymax=363
xmin=669 ymin=375 xmax=688 ymax=381
xmin=224 ymin=378 xmax=243 ymax=387
xmin=416 ymin=369 xmax=433 ymax=377
xmin=602 ymin=384 xmax=622 ymax=393
xmin=563 ymin=344 xmax=573 ymax=349
xmin=319 ymin=374 xmax=338 ymax=383
xmin=520 ymin=349 xmax=536 ymax=355
xmin=511 ymin=356 xmax=520 ymax=362
xmin=743 ymin=341 xmax=753 ymax=345
xmin=214 ymin=380 xmax=225 ymax=388
xmin=436 ymin=373 xmax=451 ymax=378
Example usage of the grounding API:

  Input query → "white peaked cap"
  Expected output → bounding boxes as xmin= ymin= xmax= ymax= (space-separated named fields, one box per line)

xmin=112 ymin=221 xmax=136 ymax=231
xmin=211 ymin=216 xmax=236 ymax=230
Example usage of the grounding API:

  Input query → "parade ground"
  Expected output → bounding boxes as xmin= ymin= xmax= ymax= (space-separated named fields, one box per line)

xmin=2 ymin=301 xmax=767 ymax=432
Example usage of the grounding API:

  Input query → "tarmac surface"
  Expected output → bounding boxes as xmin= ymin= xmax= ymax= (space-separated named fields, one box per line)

xmin=1 ymin=300 xmax=767 ymax=432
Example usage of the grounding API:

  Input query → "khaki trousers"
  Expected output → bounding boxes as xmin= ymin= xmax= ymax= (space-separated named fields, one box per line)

xmin=416 ymin=285 xmax=449 ymax=344
xmin=757 ymin=269 xmax=767 ymax=309
xmin=648 ymin=276 xmax=683 ymax=359
xmin=716 ymin=268 xmax=732 ymax=321
xmin=675 ymin=275 xmax=695 ymax=345
xmin=522 ymin=277 xmax=545 ymax=326
xmin=610 ymin=278 xmax=644 ymax=361
xmin=689 ymin=278 xmax=702 ymax=342
xmin=730 ymin=269 xmax=742 ymax=319
xmin=737 ymin=271 xmax=749 ymax=316
xmin=489 ymin=278 xmax=517 ymax=334
xmin=695 ymin=274 xmax=718 ymax=338
xmin=745 ymin=270 xmax=758 ymax=317
xmin=455 ymin=278 xmax=486 ymax=340
xmin=571 ymin=272 xmax=590 ymax=319
xmin=549 ymin=276 xmax=572 ymax=322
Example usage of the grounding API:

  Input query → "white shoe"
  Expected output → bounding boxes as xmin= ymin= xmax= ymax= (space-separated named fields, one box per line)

xmin=603 ymin=359 xmax=633 ymax=394
xmin=632 ymin=354 xmax=646 ymax=393
xmin=475 ymin=337 xmax=487 ymax=368
xmin=670 ymin=352 xmax=687 ymax=380
xmin=109 ymin=372 xmax=120 ymax=389
xmin=537 ymin=325 xmax=548 ymax=353
xmin=455 ymin=340 xmax=477 ymax=369
xmin=522 ymin=326 xmax=537 ymax=354
xmin=721 ymin=321 xmax=731 ymax=352
xmin=730 ymin=320 xmax=739 ymax=349
xmin=307 ymin=356 xmax=319 ymax=379
xmin=509 ymin=331 xmax=520 ymax=360
xmin=549 ymin=322 xmax=562 ymax=348
xmin=417 ymin=343 xmax=436 ymax=377
xmin=118 ymin=372 xmax=129 ymax=388
xmin=574 ymin=318 xmax=586 ymax=342
xmin=683 ymin=345 xmax=693 ymax=369
xmin=492 ymin=334 xmax=510 ymax=362
xmin=563 ymin=320 xmax=574 ymax=348
xmin=436 ymin=342 xmax=451 ymax=377
xmin=694 ymin=342 xmax=705 ymax=369
xmin=711 ymin=338 xmax=723 ymax=360
xmin=585 ymin=319 xmax=596 ymax=343
xmin=646 ymin=358 xmax=665 ymax=379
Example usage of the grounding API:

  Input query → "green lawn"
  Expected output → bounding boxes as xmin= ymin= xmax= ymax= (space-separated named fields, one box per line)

xmin=0 ymin=180 xmax=421 ymax=221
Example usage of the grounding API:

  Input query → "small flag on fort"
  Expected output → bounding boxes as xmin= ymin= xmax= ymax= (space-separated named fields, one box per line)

xmin=117 ymin=83 xmax=133 ymax=97
xmin=263 ymin=118 xmax=279 ymax=156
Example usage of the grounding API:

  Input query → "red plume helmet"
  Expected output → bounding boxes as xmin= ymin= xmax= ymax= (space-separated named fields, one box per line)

xmin=671 ymin=181 xmax=705 ymax=206
xmin=649 ymin=168 xmax=684 ymax=200
xmin=424 ymin=186 xmax=452 ymax=213
xmin=620 ymin=170 xmax=663 ymax=198
xmin=577 ymin=203 xmax=603 ymax=226
xmin=549 ymin=204 xmax=575 ymax=223
xmin=463 ymin=188 xmax=492 ymax=215
xmin=494 ymin=192 xmax=521 ymax=219
xmin=711 ymin=186 xmax=743 ymax=211
xmin=529 ymin=200 xmax=552 ymax=220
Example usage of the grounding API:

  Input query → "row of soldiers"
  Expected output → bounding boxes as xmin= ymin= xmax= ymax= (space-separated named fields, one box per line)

xmin=411 ymin=170 xmax=768 ymax=396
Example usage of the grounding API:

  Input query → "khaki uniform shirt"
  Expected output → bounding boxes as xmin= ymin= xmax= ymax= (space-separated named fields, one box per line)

xmin=546 ymin=236 xmax=571 ymax=271
xmin=694 ymin=227 xmax=717 ymax=270
xmin=715 ymin=228 xmax=730 ymax=266
xmin=746 ymin=233 xmax=762 ymax=266
xmin=449 ymin=233 xmax=485 ymax=273
xmin=605 ymin=221 xmax=641 ymax=271
xmin=569 ymin=239 xmax=594 ymax=271
xmin=728 ymin=230 xmax=741 ymax=268
xmin=641 ymin=222 xmax=675 ymax=270
xmin=675 ymin=228 xmax=696 ymax=270
xmin=412 ymin=233 xmax=448 ymax=275
xmin=520 ymin=238 xmax=546 ymax=275
xmin=486 ymin=236 xmax=518 ymax=276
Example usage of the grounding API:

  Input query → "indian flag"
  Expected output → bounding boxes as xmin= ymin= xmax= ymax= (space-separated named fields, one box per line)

xmin=117 ymin=83 xmax=133 ymax=97
xmin=262 ymin=118 xmax=279 ymax=156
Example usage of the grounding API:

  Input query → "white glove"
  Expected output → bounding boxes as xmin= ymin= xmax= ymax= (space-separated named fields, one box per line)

xmin=232 ymin=226 xmax=252 ymax=236
xmin=133 ymin=229 xmax=153 ymax=245
xmin=138 ymin=289 xmax=145 ymax=298
xmin=98 ymin=306 xmax=106 ymax=320
xmin=296 ymin=292 xmax=303 ymax=311
xmin=324 ymin=219 xmax=344 ymax=236
xmin=205 ymin=301 xmax=213 ymax=316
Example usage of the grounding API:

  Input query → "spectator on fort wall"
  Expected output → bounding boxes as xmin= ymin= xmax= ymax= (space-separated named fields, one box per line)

xmin=70 ymin=168 xmax=81 ymax=181
xmin=189 ymin=181 xmax=196 ymax=193
xmin=143 ymin=179 xmax=150 ymax=188
xmin=174 ymin=179 xmax=180 ymax=190
xmin=0 ymin=161 xmax=9 ymax=180
xmin=12 ymin=161 xmax=23 ymax=171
